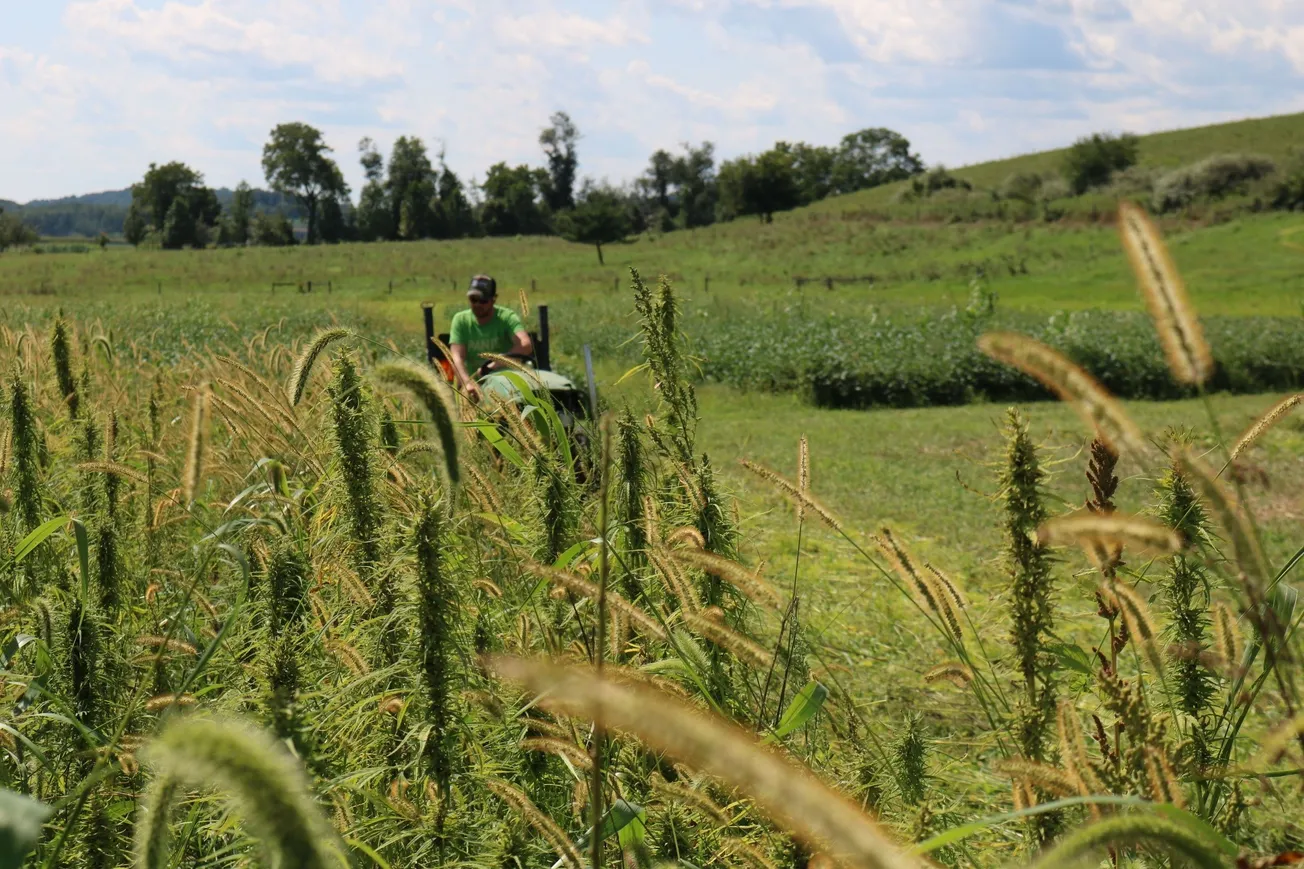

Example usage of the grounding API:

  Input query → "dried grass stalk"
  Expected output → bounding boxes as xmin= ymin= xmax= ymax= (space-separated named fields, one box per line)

xmin=669 ymin=549 xmax=783 ymax=608
xmin=1102 ymin=579 xmax=1165 ymax=676
xmin=1117 ymin=201 xmax=1212 ymax=385
xmin=682 ymin=613 xmax=774 ymax=669
xmin=995 ymin=759 xmax=1077 ymax=797
xmin=740 ymin=459 xmax=844 ymax=533
xmin=182 ymin=385 xmax=210 ymax=505
xmin=1176 ymin=448 xmax=1273 ymax=597
xmin=528 ymin=564 xmax=668 ymax=641
xmin=489 ymin=656 xmax=919 ymax=869
xmin=485 ymin=778 xmax=584 ymax=869
xmin=977 ymin=332 xmax=1153 ymax=461
xmin=1038 ymin=512 xmax=1184 ymax=559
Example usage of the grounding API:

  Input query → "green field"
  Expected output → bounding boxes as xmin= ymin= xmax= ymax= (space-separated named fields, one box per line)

xmin=3 ymin=113 xmax=1304 ymax=867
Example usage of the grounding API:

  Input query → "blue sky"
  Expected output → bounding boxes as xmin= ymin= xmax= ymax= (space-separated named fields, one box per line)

xmin=3 ymin=0 xmax=1304 ymax=202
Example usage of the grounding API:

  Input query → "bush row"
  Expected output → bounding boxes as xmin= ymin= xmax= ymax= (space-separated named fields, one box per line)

xmin=691 ymin=307 xmax=1304 ymax=409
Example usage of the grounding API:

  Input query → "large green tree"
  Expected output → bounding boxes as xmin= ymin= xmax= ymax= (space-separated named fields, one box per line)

xmin=636 ymin=142 xmax=717 ymax=230
xmin=127 ymin=161 xmax=220 ymax=249
xmin=355 ymin=138 xmax=391 ymax=242
xmin=386 ymin=136 xmax=437 ymax=240
xmin=717 ymin=144 xmax=800 ymax=223
xmin=261 ymin=123 xmax=348 ymax=245
xmin=539 ymin=111 xmax=579 ymax=213
xmin=432 ymin=159 xmax=477 ymax=239
xmin=557 ymin=182 xmax=632 ymax=264
xmin=480 ymin=163 xmax=549 ymax=236
xmin=830 ymin=127 xmax=923 ymax=194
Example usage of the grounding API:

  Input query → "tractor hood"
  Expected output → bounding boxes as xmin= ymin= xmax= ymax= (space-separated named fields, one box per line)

xmin=480 ymin=367 xmax=579 ymax=404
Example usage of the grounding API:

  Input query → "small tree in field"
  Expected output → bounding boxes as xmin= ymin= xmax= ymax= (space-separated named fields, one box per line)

xmin=557 ymin=182 xmax=632 ymax=264
xmin=262 ymin=123 xmax=348 ymax=245
xmin=0 ymin=207 xmax=39 ymax=251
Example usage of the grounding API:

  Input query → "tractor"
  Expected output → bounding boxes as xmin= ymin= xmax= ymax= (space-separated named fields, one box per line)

xmin=422 ymin=302 xmax=595 ymax=468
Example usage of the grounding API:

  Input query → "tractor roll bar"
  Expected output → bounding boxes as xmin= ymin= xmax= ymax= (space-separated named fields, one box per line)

xmin=420 ymin=300 xmax=550 ymax=370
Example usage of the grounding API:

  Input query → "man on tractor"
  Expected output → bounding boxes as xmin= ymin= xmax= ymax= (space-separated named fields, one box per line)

xmin=449 ymin=274 xmax=534 ymax=403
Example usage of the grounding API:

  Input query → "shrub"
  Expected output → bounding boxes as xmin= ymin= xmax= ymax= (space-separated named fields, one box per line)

xmin=1106 ymin=164 xmax=1162 ymax=197
xmin=1000 ymin=172 xmax=1044 ymax=204
xmin=250 ymin=212 xmax=297 ymax=246
xmin=1062 ymin=132 xmax=1139 ymax=194
xmin=1152 ymin=153 xmax=1277 ymax=213
xmin=897 ymin=166 xmax=973 ymax=203
xmin=1271 ymin=151 xmax=1304 ymax=210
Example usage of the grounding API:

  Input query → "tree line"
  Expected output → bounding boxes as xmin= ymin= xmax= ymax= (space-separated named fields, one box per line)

xmin=110 ymin=114 xmax=924 ymax=260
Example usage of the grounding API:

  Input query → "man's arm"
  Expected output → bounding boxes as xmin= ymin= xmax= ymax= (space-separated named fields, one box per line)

xmin=449 ymin=343 xmax=481 ymax=401
xmin=510 ymin=330 xmax=534 ymax=357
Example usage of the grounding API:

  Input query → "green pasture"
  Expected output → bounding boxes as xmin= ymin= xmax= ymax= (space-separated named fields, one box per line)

xmin=4 ymin=202 xmax=1304 ymax=320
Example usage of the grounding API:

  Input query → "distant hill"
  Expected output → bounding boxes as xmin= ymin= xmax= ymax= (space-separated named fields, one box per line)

xmin=814 ymin=110 xmax=1304 ymax=212
xmin=1 ymin=186 xmax=304 ymax=237
xmin=23 ymin=189 xmax=134 ymax=208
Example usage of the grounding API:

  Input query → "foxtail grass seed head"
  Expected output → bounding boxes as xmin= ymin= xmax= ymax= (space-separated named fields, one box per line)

xmin=995 ymin=759 xmax=1077 ymax=798
xmin=1117 ymin=201 xmax=1212 ymax=386
xmin=923 ymin=662 xmax=973 ymax=688
xmin=1230 ymin=393 xmax=1304 ymax=462
xmin=489 ymin=656 xmax=920 ymax=869
xmin=530 ymin=563 xmax=668 ymax=641
xmin=740 ymin=459 xmax=844 ymax=533
xmin=182 ymin=384 xmax=210 ymax=506
xmin=978 ymin=332 xmax=1154 ymax=462
xmin=1030 ymin=814 xmax=1223 ymax=869
xmin=136 ymin=716 xmax=345 ymax=869
xmin=683 ymin=612 xmax=774 ymax=669
xmin=1102 ymin=579 xmax=1165 ymax=676
xmin=373 ymin=358 xmax=460 ymax=486
xmin=669 ymin=549 xmax=783 ymax=609
xmin=1038 ymin=512 xmax=1184 ymax=560
xmin=797 ymin=435 xmax=810 ymax=521
xmin=288 ymin=327 xmax=351 ymax=406
xmin=1212 ymin=602 xmax=1244 ymax=671
xmin=485 ymin=779 xmax=584 ymax=869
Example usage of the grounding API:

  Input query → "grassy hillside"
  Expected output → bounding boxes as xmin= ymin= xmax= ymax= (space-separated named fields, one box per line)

xmin=3 ymin=203 xmax=1302 ymax=321
xmin=831 ymin=110 xmax=1304 ymax=210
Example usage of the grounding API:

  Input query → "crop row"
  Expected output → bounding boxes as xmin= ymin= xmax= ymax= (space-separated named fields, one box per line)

xmin=556 ymin=299 xmax=1304 ymax=409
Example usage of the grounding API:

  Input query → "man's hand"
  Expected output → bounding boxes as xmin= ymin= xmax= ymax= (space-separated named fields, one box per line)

xmin=464 ymin=379 xmax=483 ymax=404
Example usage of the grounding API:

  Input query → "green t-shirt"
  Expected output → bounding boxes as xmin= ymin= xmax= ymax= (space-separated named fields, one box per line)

xmin=449 ymin=305 xmax=524 ymax=364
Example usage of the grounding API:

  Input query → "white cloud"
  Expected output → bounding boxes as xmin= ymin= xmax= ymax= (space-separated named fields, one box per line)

xmin=2 ymin=0 xmax=1304 ymax=202
xmin=65 ymin=0 xmax=404 ymax=82
xmin=494 ymin=9 xmax=647 ymax=49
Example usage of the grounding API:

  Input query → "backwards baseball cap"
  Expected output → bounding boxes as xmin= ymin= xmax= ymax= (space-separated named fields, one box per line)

xmin=468 ymin=274 xmax=497 ymax=302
